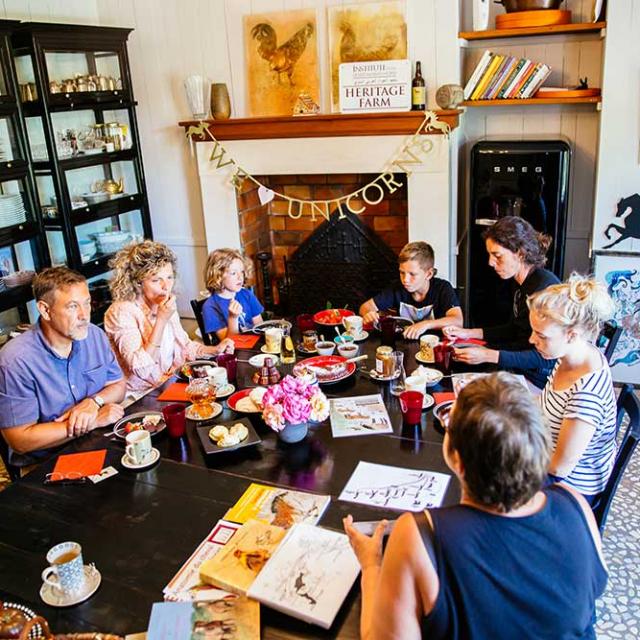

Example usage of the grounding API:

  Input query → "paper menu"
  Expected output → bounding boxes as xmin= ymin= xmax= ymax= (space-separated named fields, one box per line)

xmin=329 ymin=394 xmax=393 ymax=438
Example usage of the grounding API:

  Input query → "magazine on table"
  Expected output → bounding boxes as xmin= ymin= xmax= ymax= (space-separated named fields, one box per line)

xmin=247 ymin=523 xmax=360 ymax=630
xmin=163 ymin=519 xmax=241 ymax=602
xmin=147 ymin=592 xmax=259 ymax=639
xmin=199 ymin=519 xmax=286 ymax=595
xmin=329 ymin=394 xmax=393 ymax=437
xmin=224 ymin=482 xmax=330 ymax=529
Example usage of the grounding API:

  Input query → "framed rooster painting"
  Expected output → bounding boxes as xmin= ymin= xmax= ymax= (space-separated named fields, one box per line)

xmin=328 ymin=1 xmax=407 ymax=112
xmin=244 ymin=9 xmax=320 ymax=117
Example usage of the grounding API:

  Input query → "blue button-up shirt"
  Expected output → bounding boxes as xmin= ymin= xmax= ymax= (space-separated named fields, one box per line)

xmin=0 ymin=321 xmax=123 ymax=466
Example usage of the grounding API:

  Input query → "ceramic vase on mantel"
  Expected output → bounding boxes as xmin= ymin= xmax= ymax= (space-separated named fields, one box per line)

xmin=278 ymin=422 xmax=309 ymax=444
xmin=210 ymin=83 xmax=231 ymax=120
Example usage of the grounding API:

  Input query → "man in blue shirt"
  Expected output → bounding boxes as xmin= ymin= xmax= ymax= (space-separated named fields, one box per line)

xmin=0 ymin=267 xmax=126 ymax=468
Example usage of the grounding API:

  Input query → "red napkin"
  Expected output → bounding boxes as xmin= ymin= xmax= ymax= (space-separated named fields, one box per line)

xmin=157 ymin=382 xmax=189 ymax=402
xmin=433 ymin=392 xmax=455 ymax=405
xmin=230 ymin=334 xmax=260 ymax=349
xmin=53 ymin=450 xmax=106 ymax=478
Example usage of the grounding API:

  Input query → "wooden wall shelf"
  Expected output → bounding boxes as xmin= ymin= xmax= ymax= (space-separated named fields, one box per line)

xmin=459 ymin=21 xmax=606 ymax=41
xmin=462 ymin=96 xmax=601 ymax=107
xmin=178 ymin=110 xmax=461 ymax=141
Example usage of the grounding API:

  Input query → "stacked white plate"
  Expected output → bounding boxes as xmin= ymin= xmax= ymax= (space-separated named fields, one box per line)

xmin=0 ymin=193 xmax=27 ymax=227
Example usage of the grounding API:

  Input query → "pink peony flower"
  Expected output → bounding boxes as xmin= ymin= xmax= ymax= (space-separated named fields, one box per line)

xmin=262 ymin=403 xmax=286 ymax=431
xmin=282 ymin=394 xmax=311 ymax=424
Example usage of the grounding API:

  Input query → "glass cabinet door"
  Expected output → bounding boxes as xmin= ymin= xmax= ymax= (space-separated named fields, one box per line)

xmin=75 ymin=209 xmax=143 ymax=264
xmin=65 ymin=159 xmax=139 ymax=210
xmin=0 ymin=115 xmax=23 ymax=163
xmin=44 ymin=50 xmax=123 ymax=95
xmin=0 ymin=178 xmax=34 ymax=230
xmin=35 ymin=173 xmax=59 ymax=219
xmin=14 ymin=54 xmax=37 ymax=103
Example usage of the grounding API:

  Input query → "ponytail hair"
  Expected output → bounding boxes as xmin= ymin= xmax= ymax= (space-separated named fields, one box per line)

xmin=482 ymin=216 xmax=551 ymax=268
xmin=527 ymin=273 xmax=617 ymax=339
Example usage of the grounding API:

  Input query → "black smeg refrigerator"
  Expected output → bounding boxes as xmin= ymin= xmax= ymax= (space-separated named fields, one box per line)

xmin=466 ymin=140 xmax=570 ymax=328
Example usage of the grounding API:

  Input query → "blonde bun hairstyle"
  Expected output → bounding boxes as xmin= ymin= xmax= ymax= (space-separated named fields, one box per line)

xmin=527 ymin=273 xmax=616 ymax=339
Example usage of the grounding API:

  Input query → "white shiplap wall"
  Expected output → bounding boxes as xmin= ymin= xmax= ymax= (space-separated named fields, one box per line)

xmin=1 ymin=0 xmax=99 ymax=22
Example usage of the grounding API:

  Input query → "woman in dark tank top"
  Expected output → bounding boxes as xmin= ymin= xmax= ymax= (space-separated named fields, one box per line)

xmin=344 ymin=373 xmax=607 ymax=640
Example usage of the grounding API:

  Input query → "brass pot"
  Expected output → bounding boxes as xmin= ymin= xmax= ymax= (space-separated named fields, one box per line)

xmin=496 ymin=0 xmax=563 ymax=11
xmin=210 ymin=83 xmax=231 ymax=120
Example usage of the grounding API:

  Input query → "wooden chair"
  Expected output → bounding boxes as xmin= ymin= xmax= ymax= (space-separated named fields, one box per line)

xmin=592 ymin=384 xmax=640 ymax=533
xmin=190 ymin=297 xmax=216 ymax=346
xmin=0 ymin=432 xmax=20 ymax=482
xmin=596 ymin=321 xmax=623 ymax=364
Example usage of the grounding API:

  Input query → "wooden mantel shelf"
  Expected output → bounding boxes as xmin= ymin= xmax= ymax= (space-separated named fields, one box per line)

xmin=178 ymin=110 xmax=461 ymax=141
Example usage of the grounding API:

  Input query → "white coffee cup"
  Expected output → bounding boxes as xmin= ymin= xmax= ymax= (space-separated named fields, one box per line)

xmin=343 ymin=315 xmax=364 ymax=337
xmin=265 ymin=327 xmax=283 ymax=353
xmin=125 ymin=430 xmax=152 ymax=465
xmin=419 ymin=334 xmax=440 ymax=361
xmin=41 ymin=541 xmax=86 ymax=594
xmin=207 ymin=366 xmax=228 ymax=389
xmin=405 ymin=374 xmax=427 ymax=394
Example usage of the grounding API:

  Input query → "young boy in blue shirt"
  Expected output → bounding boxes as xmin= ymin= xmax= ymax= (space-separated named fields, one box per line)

xmin=359 ymin=241 xmax=463 ymax=340
xmin=202 ymin=248 xmax=264 ymax=339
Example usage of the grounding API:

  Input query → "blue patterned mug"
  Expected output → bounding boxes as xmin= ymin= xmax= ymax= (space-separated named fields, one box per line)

xmin=41 ymin=541 xmax=86 ymax=594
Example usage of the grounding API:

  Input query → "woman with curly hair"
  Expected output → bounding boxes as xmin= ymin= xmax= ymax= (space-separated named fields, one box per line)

xmin=528 ymin=274 xmax=617 ymax=502
xmin=104 ymin=240 xmax=233 ymax=392
xmin=202 ymin=248 xmax=264 ymax=339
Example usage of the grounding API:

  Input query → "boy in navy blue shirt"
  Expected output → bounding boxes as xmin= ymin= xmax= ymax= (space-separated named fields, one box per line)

xmin=202 ymin=248 xmax=264 ymax=339
xmin=359 ymin=242 xmax=462 ymax=340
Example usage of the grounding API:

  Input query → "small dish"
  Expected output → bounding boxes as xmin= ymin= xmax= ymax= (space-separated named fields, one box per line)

xmin=433 ymin=400 xmax=454 ymax=430
xmin=227 ymin=388 xmax=265 ymax=414
xmin=422 ymin=394 xmax=435 ymax=410
xmin=121 ymin=447 xmax=160 ymax=470
xmin=40 ymin=564 xmax=102 ymax=607
xmin=260 ymin=344 xmax=281 ymax=356
xmin=333 ymin=334 xmax=355 ymax=345
xmin=196 ymin=417 xmax=261 ymax=455
xmin=315 ymin=341 xmax=336 ymax=356
xmin=248 ymin=353 xmax=280 ymax=367
xmin=368 ymin=369 xmax=401 ymax=382
xmin=412 ymin=366 xmax=444 ymax=387
xmin=297 ymin=343 xmax=317 ymax=355
xmin=175 ymin=358 xmax=218 ymax=382
xmin=185 ymin=402 xmax=223 ymax=421
xmin=337 ymin=343 xmax=359 ymax=358
xmin=214 ymin=383 xmax=235 ymax=399
xmin=112 ymin=411 xmax=166 ymax=439
xmin=313 ymin=308 xmax=354 ymax=326
xmin=347 ymin=330 xmax=369 ymax=342
xmin=414 ymin=351 xmax=435 ymax=365
xmin=0 ymin=601 xmax=41 ymax=638
xmin=252 ymin=319 xmax=292 ymax=334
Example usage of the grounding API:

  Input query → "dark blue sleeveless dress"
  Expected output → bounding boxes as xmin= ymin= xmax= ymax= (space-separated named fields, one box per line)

xmin=421 ymin=485 xmax=607 ymax=639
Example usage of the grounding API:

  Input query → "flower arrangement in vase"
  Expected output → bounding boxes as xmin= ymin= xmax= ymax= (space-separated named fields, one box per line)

xmin=261 ymin=375 xmax=329 ymax=443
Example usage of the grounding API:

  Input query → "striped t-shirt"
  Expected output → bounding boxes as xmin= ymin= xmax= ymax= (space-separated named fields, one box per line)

xmin=541 ymin=352 xmax=617 ymax=496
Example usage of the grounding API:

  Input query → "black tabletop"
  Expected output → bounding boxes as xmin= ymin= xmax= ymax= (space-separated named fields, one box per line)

xmin=0 ymin=328 xmax=471 ymax=638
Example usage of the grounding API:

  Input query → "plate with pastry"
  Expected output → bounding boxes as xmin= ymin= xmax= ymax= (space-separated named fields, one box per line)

xmin=227 ymin=387 xmax=268 ymax=414
xmin=196 ymin=417 xmax=261 ymax=454
xmin=112 ymin=411 xmax=166 ymax=439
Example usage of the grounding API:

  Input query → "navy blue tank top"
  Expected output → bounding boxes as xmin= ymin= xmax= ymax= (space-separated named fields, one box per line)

xmin=422 ymin=485 xmax=607 ymax=640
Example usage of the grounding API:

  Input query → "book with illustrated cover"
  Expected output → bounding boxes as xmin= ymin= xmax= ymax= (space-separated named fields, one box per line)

xmin=147 ymin=593 xmax=260 ymax=640
xmin=329 ymin=394 xmax=393 ymax=437
xmin=224 ymin=482 xmax=330 ymax=529
xmin=247 ymin=523 xmax=360 ymax=630
xmin=199 ymin=519 xmax=286 ymax=595
xmin=163 ymin=519 xmax=241 ymax=602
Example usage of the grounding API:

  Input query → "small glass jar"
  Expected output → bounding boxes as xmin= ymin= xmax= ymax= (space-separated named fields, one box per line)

xmin=302 ymin=330 xmax=318 ymax=350
xmin=376 ymin=346 xmax=393 ymax=376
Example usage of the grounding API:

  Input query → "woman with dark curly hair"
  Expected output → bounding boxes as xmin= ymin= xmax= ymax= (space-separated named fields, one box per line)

xmin=444 ymin=216 xmax=559 ymax=388
xmin=104 ymin=240 xmax=233 ymax=393
xmin=344 ymin=373 xmax=606 ymax=640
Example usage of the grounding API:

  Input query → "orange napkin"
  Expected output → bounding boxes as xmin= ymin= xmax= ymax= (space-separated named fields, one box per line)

xmin=433 ymin=392 xmax=455 ymax=405
xmin=230 ymin=334 xmax=260 ymax=349
xmin=53 ymin=450 xmax=106 ymax=478
xmin=158 ymin=382 xmax=189 ymax=402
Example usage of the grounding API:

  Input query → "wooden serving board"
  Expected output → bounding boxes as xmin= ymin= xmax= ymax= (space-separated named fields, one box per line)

xmin=496 ymin=9 xmax=571 ymax=29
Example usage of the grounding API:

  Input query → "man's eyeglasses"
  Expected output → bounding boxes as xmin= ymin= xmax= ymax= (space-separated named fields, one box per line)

xmin=43 ymin=471 xmax=87 ymax=485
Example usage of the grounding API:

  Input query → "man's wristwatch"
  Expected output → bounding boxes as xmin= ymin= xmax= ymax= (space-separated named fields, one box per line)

xmin=92 ymin=394 xmax=105 ymax=409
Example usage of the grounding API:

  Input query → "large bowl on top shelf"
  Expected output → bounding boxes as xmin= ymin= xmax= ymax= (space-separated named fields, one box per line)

xmin=497 ymin=0 xmax=563 ymax=11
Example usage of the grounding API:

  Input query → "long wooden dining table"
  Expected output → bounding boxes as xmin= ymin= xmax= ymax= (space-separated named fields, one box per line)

xmin=0 ymin=328 xmax=466 ymax=639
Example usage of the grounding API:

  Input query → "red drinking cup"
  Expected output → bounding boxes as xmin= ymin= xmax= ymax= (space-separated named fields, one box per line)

xmin=162 ymin=403 xmax=187 ymax=438
xmin=399 ymin=391 xmax=424 ymax=426
xmin=380 ymin=316 xmax=397 ymax=347
xmin=434 ymin=342 xmax=453 ymax=374
xmin=216 ymin=352 xmax=237 ymax=384
xmin=297 ymin=314 xmax=315 ymax=333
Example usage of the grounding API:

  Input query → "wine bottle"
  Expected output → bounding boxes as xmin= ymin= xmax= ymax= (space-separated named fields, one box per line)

xmin=412 ymin=61 xmax=426 ymax=111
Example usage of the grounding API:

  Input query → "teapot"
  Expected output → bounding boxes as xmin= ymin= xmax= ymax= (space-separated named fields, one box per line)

xmin=102 ymin=177 xmax=125 ymax=194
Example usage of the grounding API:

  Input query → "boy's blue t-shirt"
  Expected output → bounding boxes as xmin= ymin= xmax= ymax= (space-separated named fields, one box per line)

xmin=373 ymin=277 xmax=459 ymax=323
xmin=202 ymin=288 xmax=264 ymax=334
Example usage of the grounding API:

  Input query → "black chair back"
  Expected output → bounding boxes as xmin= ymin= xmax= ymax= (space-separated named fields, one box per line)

xmin=0 ymin=433 xmax=20 ymax=482
xmin=190 ymin=297 xmax=215 ymax=346
xmin=593 ymin=384 xmax=640 ymax=532
xmin=597 ymin=321 xmax=623 ymax=364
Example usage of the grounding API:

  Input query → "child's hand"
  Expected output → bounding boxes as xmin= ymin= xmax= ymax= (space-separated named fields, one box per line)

xmin=362 ymin=310 xmax=379 ymax=326
xmin=403 ymin=320 xmax=428 ymax=340
xmin=228 ymin=299 xmax=243 ymax=318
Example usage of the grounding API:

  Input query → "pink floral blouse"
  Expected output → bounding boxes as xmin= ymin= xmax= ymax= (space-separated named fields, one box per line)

xmin=104 ymin=299 xmax=208 ymax=392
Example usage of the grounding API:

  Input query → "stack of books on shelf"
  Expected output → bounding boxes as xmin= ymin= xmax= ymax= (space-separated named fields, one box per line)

xmin=464 ymin=50 xmax=552 ymax=101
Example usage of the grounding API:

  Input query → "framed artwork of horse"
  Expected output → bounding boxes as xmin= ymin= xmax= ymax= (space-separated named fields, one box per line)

xmin=602 ymin=193 xmax=640 ymax=250
xmin=593 ymin=251 xmax=640 ymax=386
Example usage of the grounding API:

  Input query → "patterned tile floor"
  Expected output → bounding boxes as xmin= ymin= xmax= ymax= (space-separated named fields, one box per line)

xmin=0 ymin=403 xmax=638 ymax=637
